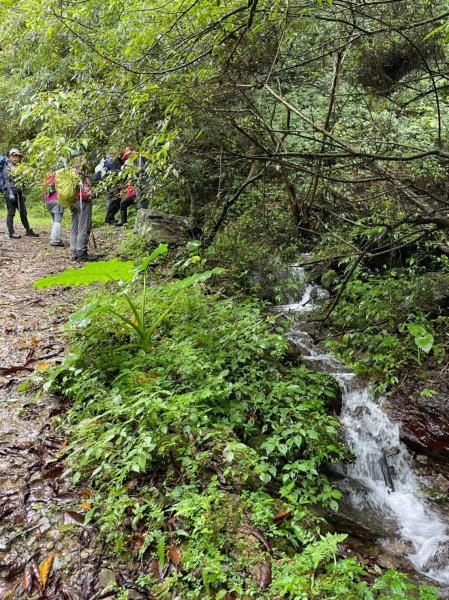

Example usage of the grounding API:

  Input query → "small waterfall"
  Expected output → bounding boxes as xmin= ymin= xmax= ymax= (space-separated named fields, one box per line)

xmin=278 ymin=266 xmax=449 ymax=585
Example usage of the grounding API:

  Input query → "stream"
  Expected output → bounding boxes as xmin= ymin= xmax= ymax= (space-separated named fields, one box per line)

xmin=278 ymin=266 xmax=449 ymax=596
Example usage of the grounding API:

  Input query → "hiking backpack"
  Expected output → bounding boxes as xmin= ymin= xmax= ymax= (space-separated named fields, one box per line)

xmin=0 ymin=155 xmax=8 ymax=193
xmin=54 ymin=166 xmax=78 ymax=208
xmin=94 ymin=158 xmax=106 ymax=181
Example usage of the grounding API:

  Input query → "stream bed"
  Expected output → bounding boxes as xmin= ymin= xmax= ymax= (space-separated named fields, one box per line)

xmin=278 ymin=266 xmax=449 ymax=597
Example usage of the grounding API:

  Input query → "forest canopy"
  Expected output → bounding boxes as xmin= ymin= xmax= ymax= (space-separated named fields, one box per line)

xmin=1 ymin=0 xmax=449 ymax=249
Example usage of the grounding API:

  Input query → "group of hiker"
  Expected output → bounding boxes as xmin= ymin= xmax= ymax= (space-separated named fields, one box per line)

xmin=2 ymin=146 xmax=150 ymax=262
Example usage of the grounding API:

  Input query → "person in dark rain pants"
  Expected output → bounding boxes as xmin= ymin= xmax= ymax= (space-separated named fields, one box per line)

xmin=2 ymin=148 xmax=39 ymax=239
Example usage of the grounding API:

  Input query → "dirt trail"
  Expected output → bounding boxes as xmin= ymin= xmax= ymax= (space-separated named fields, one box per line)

xmin=0 ymin=217 xmax=128 ymax=599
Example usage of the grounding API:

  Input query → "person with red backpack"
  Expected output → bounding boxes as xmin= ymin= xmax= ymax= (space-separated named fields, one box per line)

xmin=2 ymin=148 xmax=39 ymax=239
xmin=94 ymin=152 xmax=120 ymax=225
xmin=114 ymin=149 xmax=152 ymax=226
xmin=114 ymin=181 xmax=137 ymax=227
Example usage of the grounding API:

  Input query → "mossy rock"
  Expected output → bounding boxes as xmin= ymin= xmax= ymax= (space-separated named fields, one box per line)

xmin=134 ymin=209 xmax=193 ymax=246
xmin=320 ymin=269 xmax=338 ymax=292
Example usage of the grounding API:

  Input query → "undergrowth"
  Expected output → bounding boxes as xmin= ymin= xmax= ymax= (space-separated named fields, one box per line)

xmin=322 ymin=265 xmax=449 ymax=394
xmin=37 ymin=264 xmax=437 ymax=599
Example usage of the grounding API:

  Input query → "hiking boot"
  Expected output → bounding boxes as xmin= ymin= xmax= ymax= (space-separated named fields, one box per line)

xmin=114 ymin=222 xmax=124 ymax=227
xmin=50 ymin=241 xmax=64 ymax=247
xmin=77 ymin=254 xmax=100 ymax=262
xmin=9 ymin=232 xmax=21 ymax=239
xmin=25 ymin=229 xmax=39 ymax=237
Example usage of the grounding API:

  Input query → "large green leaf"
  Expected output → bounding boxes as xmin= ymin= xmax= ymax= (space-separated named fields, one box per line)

xmin=139 ymin=244 xmax=168 ymax=271
xmin=34 ymin=258 xmax=135 ymax=288
xmin=164 ymin=268 xmax=225 ymax=291
xmin=406 ymin=323 xmax=434 ymax=354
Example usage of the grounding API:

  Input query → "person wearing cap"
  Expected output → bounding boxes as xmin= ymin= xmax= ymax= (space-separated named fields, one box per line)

xmin=2 ymin=148 xmax=39 ymax=239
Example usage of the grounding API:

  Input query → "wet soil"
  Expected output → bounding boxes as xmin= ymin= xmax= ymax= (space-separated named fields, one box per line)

xmin=0 ymin=217 xmax=132 ymax=600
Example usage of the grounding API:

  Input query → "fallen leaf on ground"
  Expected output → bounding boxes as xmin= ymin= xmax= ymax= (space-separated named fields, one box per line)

xmin=0 ymin=581 xmax=16 ymax=600
xmin=63 ymin=510 xmax=86 ymax=525
xmin=167 ymin=546 xmax=181 ymax=565
xmin=273 ymin=510 xmax=293 ymax=525
xmin=39 ymin=554 xmax=55 ymax=588
xmin=21 ymin=568 xmax=33 ymax=593
xmin=258 ymin=558 xmax=272 ymax=590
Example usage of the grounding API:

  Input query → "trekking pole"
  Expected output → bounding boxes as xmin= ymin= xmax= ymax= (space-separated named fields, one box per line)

xmin=90 ymin=228 xmax=97 ymax=249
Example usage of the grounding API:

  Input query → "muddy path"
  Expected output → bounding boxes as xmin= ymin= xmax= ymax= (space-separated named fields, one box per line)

xmin=0 ymin=217 xmax=137 ymax=600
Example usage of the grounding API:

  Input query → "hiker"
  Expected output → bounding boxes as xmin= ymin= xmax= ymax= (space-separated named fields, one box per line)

xmin=2 ymin=148 xmax=39 ymax=239
xmin=114 ymin=151 xmax=151 ymax=227
xmin=114 ymin=182 xmax=137 ymax=227
xmin=70 ymin=153 xmax=95 ymax=262
xmin=94 ymin=153 xmax=121 ymax=225
xmin=43 ymin=173 xmax=64 ymax=247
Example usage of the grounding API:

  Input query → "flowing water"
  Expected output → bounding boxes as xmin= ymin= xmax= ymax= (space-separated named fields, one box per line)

xmin=278 ymin=266 xmax=449 ymax=589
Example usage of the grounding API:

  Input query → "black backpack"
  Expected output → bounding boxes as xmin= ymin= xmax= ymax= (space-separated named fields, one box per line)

xmin=0 ymin=155 xmax=7 ymax=192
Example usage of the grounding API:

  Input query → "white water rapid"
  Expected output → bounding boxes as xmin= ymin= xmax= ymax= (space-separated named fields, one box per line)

xmin=278 ymin=266 xmax=449 ymax=587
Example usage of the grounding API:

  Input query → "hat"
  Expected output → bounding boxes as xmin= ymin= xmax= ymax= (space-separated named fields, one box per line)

xmin=9 ymin=148 xmax=23 ymax=156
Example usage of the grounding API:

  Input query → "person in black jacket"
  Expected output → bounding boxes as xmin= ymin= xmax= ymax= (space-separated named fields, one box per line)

xmin=3 ymin=148 xmax=39 ymax=239
xmin=94 ymin=153 xmax=121 ymax=224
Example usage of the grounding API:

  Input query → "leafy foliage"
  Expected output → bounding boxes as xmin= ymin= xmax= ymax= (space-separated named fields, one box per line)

xmin=33 ymin=260 xmax=437 ymax=597
xmin=41 ymin=278 xmax=345 ymax=596
xmin=319 ymin=258 xmax=449 ymax=392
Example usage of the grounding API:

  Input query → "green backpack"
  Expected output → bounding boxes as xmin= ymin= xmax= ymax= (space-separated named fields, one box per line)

xmin=55 ymin=166 xmax=78 ymax=208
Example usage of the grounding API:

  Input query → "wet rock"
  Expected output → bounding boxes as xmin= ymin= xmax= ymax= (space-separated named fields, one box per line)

xmin=96 ymin=567 xmax=117 ymax=590
xmin=387 ymin=389 xmax=449 ymax=460
xmin=134 ymin=209 xmax=192 ymax=246
xmin=326 ymin=479 xmax=398 ymax=540
xmin=382 ymin=538 xmax=414 ymax=555
xmin=52 ymin=555 xmax=62 ymax=572
xmin=420 ymin=540 xmax=449 ymax=573
xmin=415 ymin=273 xmax=449 ymax=310
xmin=127 ymin=591 xmax=146 ymax=600
xmin=320 ymin=269 xmax=338 ymax=291
xmin=39 ymin=517 xmax=52 ymax=533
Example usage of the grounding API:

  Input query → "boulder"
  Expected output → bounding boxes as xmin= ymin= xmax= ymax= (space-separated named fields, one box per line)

xmin=387 ymin=380 xmax=449 ymax=461
xmin=134 ymin=209 xmax=193 ymax=246
xmin=415 ymin=273 xmax=449 ymax=310
xmin=320 ymin=269 xmax=338 ymax=292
